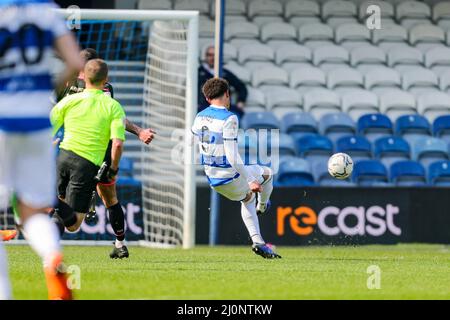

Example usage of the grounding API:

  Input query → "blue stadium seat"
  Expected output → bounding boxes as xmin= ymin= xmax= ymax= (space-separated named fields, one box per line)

xmin=336 ymin=135 xmax=372 ymax=161
xmin=278 ymin=133 xmax=297 ymax=156
xmin=353 ymin=160 xmax=389 ymax=186
xmin=429 ymin=160 xmax=450 ymax=186
xmin=296 ymin=134 xmax=333 ymax=163
xmin=412 ymin=137 xmax=449 ymax=168
xmin=433 ymin=115 xmax=450 ymax=145
xmin=276 ymin=158 xmax=315 ymax=186
xmin=318 ymin=112 xmax=356 ymax=143
xmin=311 ymin=158 xmax=355 ymax=187
xmin=241 ymin=111 xmax=280 ymax=130
xmin=119 ymin=157 xmax=134 ymax=177
xmin=281 ymin=112 xmax=318 ymax=140
xmin=390 ymin=160 xmax=427 ymax=186
xmin=357 ymin=113 xmax=393 ymax=143
xmin=395 ymin=114 xmax=431 ymax=145
xmin=374 ymin=136 xmax=410 ymax=169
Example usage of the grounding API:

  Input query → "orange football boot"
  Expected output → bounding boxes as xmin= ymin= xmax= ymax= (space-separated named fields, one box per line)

xmin=0 ymin=229 xmax=17 ymax=241
xmin=44 ymin=253 xmax=73 ymax=300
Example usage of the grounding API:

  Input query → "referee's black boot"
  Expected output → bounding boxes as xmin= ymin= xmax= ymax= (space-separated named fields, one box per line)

xmin=110 ymin=243 xmax=129 ymax=259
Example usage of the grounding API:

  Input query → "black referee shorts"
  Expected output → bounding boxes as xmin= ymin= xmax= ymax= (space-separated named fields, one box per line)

xmin=57 ymin=149 xmax=100 ymax=213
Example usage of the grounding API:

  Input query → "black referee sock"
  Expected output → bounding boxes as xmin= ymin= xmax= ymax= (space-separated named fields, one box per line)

xmin=108 ymin=202 xmax=125 ymax=241
xmin=56 ymin=199 xmax=77 ymax=228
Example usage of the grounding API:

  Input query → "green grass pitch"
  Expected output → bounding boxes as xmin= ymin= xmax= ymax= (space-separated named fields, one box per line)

xmin=5 ymin=244 xmax=450 ymax=300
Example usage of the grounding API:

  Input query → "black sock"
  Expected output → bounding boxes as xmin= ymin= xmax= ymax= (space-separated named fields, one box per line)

xmin=57 ymin=199 xmax=77 ymax=228
xmin=51 ymin=212 xmax=65 ymax=237
xmin=108 ymin=202 xmax=125 ymax=241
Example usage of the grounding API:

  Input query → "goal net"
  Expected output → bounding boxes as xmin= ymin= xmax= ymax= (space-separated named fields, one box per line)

xmin=60 ymin=9 xmax=198 ymax=248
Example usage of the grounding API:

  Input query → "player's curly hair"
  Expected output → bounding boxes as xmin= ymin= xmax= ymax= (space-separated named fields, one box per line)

xmin=202 ymin=77 xmax=229 ymax=101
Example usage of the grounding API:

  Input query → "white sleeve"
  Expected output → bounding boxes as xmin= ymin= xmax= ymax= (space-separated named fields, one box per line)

xmin=223 ymin=116 xmax=257 ymax=184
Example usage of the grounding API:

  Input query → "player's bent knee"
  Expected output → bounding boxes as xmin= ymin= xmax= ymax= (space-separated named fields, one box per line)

xmin=241 ymin=192 xmax=255 ymax=204
xmin=262 ymin=166 xmax=273 ymax=183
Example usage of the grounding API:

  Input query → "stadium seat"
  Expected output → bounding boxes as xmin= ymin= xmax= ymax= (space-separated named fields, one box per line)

xmin=303 ymin=88 xmax=341 ymax=120
xmin=260 ymin=22 xmax=296 ymax=42
xmin=245 ymin=86 xmax=266 ymax=110
xmin=372 ymin=24 xmax=408 ymax=46
xmin=374 ymin=136 xmax=411 ymax=169
xmin=387 ymin=46 xmax=423 ymax=67
xmin=281 ymin=112 xmax=318 ymax=140
xmin=395 ymin=114 xmax=431 ymax=144
xmin=396 ymin=1 xmax=430 ymax=20
xmin=327 ymin=67 xmax=364 ymax=90
xmin=244 ymin=61 xmax=277 ymax=71
xmin=364 ymin=67 xmax=401 ymax=91
xmin=138 ymin=0 xmax=172 ymax=9
xmin=281 ymin=62 xmax=311 ymax=73
xmin=289 ymin=17 xmax=322 ymax=28
xmin=252 ymin=66 xmax=288 ymax=87
xmin=313 ymin=45 xmax=349 ymax=67
xmin=298 ymin=23 xmax=334 ymax=43
xmin=211 ymin=0 xmax=246 ymax=17
xmin=412 ymin=136 xmax=449 ymax=168
xmin=284 ymin=0 xmax=320 ymax=19
xmin=224 ymin=63 xmax=251 ymax=84
xmin=275 ymin=44 xmax=311 ymax=65
xmin=341 ymin=89 xmax=379 ymax=121
xmin=199 ymin=18 xmax=215 ymax=38
xmin=322 ymin=0 xmax=357 ymax=21
xmin=266 ymin=87 xmax=302 ymax=110
xmin=229 ymin=38 xmax=260 ymax=49
xmin=119 ymin=157 xmax=134 ymax=177
xmin=379 ymin=90 xmax=416 ymax=121
xmin=174 ymin=0 xmax=210 ymax=15
xmin=417 ymin=91 xmax=450 ymax=122
xmin=290 ymin=66 xmax=326 ymax=92
xmin=336 ymin=135 xmax=372 ymax=161
xmin=424 ymin=47 xmax=450 ymax=68
xmin=357 ymin=113 xmax=393 ymax=143
xmin=327 ymin=17 xmax=359 ymax=29
xmin=428 ymin=160 xmax=450 ymax=186
xmin=319 ymin=112 xmax=356 ymax=143
xmin=335 ymin=23 xmax=371 ymax=48
xmin=238 ymin=43 xmax=274 ymax=64
xmin=432 ymin=115 xmax=450 ymax=145
xmin=295 ymin=134 xmax=334 ymax=163
xmin=225 ymin=22 xmax=259 ymax=41
xmin=433 ymin=2 xmax=450 ymax=24
xmin=248 ymin=0 xmax=283 ymax=18
xmin=409 ymin=24 xmax=445 ymax=46
xmin=276 ymin=158 xmax=315 ymax=187
xmin=350 ymin=46 xmax=386 ymax=67
xmin=352 ymin=160 xmax=389 ymax=186
xmin=278 ymin=133 xmax=297 ymax=157
xmin=390 ymin=160 xmax=427 ymax=186
xmin=252 ymin=16 xmax=284 ymax=28
xmin=401 ymin=68 xmax=439 ymax=93
xmin=241 ymin=111 xmax=280 ymax=130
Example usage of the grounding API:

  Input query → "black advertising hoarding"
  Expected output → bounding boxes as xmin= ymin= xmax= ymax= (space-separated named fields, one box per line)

xmin=195 ymin=187 xmax=450 ymax=245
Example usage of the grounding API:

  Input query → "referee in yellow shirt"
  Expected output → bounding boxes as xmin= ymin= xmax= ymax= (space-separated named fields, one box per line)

xmin=50 ymin=59 xmax=126 ymax=254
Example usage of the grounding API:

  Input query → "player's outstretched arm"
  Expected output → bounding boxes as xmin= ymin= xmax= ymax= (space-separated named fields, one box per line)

xmin=54 ymin=34 xmax=84 ymax=93
xmin=124 ymin=119 xmax=156 ymax=145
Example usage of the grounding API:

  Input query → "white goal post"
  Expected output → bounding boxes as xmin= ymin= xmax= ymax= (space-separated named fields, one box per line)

xmin=56 ymin=9 xmax=199 ymax=249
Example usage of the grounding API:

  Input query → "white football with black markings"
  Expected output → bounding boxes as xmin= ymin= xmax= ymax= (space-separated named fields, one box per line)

xmin=328 ymin=153 xmax=353 ymax=180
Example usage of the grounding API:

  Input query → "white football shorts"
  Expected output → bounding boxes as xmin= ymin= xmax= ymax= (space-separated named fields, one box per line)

xmin=213 ymin=164 xmax=266 ymax=202
xmin=0 ymin=129 xmax=56 ymax=209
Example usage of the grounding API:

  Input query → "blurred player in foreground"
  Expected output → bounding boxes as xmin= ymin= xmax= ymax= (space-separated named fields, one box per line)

xmin=191 ymin=78 xmax=281 ymax=259
xmin=54 ymin=48 xmax=155 ymax=259
xmin=50 ymin=59 xmax=127 ymax=257
xmin=0 ymin=0 xmax=84 ymax=300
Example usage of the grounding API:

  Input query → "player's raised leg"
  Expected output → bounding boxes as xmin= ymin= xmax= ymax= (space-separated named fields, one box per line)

xmin=257 ymin=167 xmax=273 ymax=215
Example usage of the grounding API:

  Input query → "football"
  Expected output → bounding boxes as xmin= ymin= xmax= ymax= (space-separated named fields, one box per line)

xmin=328 ymin=153 xmax=353 ymax=180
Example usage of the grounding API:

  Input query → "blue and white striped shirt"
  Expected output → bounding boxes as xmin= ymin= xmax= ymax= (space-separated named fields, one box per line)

xmin=0 ymin=0 xmax=68 ymax=132
xmin=192 ymin=105 xmax=240 ymax=187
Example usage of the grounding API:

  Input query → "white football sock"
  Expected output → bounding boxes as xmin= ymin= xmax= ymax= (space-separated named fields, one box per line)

xmin=23 ymin=214 xmax=61 ymax=267
xmin=257 ymin=175 xmax=273 ymax=211
xmin=0 ymin=242 xmax=12 ymax=300
xmin=115 ymin=239 xmax=124 ymax=249
xmin=241 ymin=195 xmax=265 ymax=244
